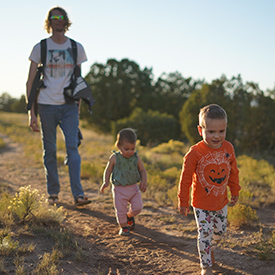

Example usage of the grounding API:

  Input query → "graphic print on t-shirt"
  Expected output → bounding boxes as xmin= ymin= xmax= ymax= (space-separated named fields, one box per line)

xmin=196 ymin=150 xmax=231 ymax=197
xmin=47 ymin=47 xmax=74 ymax=78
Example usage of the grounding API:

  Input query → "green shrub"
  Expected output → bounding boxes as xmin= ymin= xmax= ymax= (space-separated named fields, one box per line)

xmin=81 ymin=161 xmax=105 ymax=183
xmin=167 ymin=185 xmax=178 ymax=209
xmin=237 ymin=155 xmax=275 ymax=207
xmin=33 ymin=249 xmax=62 ymax=275
xmin=143 ymin=150 xmax=183 ymax=171
xmin=228 ymin=204 xmax=259 ymax=228
xmin=151 ymin=139 xmax=188 ymax=155
xmin=112 ymin=107 xmax=179 ymax=146
xmin=0 ymin=137 xmax=5 ymax=149
xmin=0 ymin=235 xmax=19 ymax=256
xmin=0 ymin=193 xmax=14 ymax=228
xmin=8 ymin=185 xmax=65 ymax=225
xmin=254 ymin=229 xmax=275 ymax=260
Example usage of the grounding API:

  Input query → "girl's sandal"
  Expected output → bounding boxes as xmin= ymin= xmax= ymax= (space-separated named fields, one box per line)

xmin=48 ymin=195 xmax=59 ymax=205
xmin=75 ymin=195 xmax=91 ymax=207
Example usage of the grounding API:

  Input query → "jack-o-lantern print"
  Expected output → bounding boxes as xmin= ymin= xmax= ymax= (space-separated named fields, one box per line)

xmin=205 ymin=163 xmax=228 ymax=186
xmin=197 ymin=150 xmax=230 ymax=197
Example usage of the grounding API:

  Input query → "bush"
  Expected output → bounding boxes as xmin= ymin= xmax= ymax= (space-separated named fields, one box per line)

xmin=167 ymin=185 xmax=178 ymax=209
xmin=8 ymin=185 xmax=65 ymax=225
xmin=254 ymin=229 xmax=275 ymax=260
xmin=237 ymin=155 xmax=275 ymax=207
xmin=0 ymin=138 xmax=5 ymax=149
xmin=228 ymin=204 xmax=259 ymax=228
xmin=112 ymin=107 xmax=179 ymax=146
xmin=81 ymin=161 xmax=104 ymax=183
xmin=151 ymin=139 xmax=188 ymax=155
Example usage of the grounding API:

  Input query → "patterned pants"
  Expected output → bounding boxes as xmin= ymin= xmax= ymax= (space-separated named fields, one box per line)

xmin=193 ymin=205 xmax=228 ymax=268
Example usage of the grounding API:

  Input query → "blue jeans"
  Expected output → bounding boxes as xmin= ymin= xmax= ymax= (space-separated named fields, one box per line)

xmin=38 ymin=103 xmax=84 ymax=200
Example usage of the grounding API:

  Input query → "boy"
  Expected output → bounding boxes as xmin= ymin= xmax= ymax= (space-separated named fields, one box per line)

xmin=178 ymin=104 xmax=241 ymax=275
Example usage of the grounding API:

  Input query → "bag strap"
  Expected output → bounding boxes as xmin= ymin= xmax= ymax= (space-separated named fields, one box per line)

xmin=40 ymin=39 xmax=47 ymax=66
xmin=26 ymin=39 xmax=46 ymax=113
xmin=70 ymin=38 xmax=77 ymax=66
xmin=69 ymin=39 xmax=81 ymax=78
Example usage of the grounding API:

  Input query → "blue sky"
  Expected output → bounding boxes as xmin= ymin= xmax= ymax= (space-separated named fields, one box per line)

xmin=1 ymin=0 xmax=274 ymax=99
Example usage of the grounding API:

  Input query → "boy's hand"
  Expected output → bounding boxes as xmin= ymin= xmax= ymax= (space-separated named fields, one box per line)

xmin=230 ymin=195 xmax=239 ymax=206
xmin=179 ymin=206 xmax=189 ymax=216
xmin=139 ymin=181 xmax=147 ymax=192
xmin=100 ymin=183 xmax=109 ymax=193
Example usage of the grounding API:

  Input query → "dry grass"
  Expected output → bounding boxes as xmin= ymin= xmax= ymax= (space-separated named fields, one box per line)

xmin=0 ymin=111 xmax=275 ymax=268
xmin=1 ymin=111 xmax=275 ymax=210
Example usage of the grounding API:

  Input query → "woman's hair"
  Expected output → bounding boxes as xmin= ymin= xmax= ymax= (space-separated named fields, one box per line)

xmin=44 ymin=6 xmax=72 ymax=34
xmin=115 ymin=128 xmax=137 ymax=147
xmin=199 ymin=104 xmax=227 ymax=127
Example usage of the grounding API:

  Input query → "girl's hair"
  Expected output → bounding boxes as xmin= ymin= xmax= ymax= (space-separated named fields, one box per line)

xmin=44 ymin=6 xmax=72 ymax=34
xmin=199 ymin=104 xmax=227 ymax=127
xmin=115 ymin=128 xmax=137 ymax=147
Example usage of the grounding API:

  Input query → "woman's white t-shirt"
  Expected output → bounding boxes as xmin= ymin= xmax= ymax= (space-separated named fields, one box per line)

xmin=29 ymin=37 xmax=87 ymax=105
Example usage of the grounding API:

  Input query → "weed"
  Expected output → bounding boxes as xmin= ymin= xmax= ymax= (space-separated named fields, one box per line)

xmin=237 ymin=155 xmax=275 ymax=207
xmin=167 ymin=185 xmax=178 ymax=209
xmin=0 ymin=193 xmax=14 ymax=228
xmin=159 ymin=215 xmax=176 ymax=223
xmin=151 ymin=139 xmax=188 ymax=154
xmin=14 ymin=255 xmax=27 ymax=275
xmin=81 ymin=160 xmax=104 ymax=182
xmin=228 ymin=204 xmax=259 ymax=228
xmin=0 ymin=137 xmax=5 ymax=149
xmin=0 ymin=235 xmax=19 ymax=256
xmin=9 ymin=185 xmax=43 ymax=223
xmin=49 ymin=227 xmax=81 ymax=256
xmin=0 ymin=258 xmax=6 ymax=273
xmin=8 ymin=185 xmax=65 ymax=225
xmin=33 ymin=249 xmax=62 ymax=275
xmin=252 ymin=229 xmax=275 ymax=260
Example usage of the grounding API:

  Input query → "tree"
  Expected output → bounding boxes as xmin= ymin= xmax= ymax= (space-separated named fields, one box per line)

xmin=179 ymin=78 xmax=232 ymax=145
xmin=112 ymin=108 xmax=178 ymax=146
xmin=239 ymin=88 xmax=275 ymax=152
xmin=0 ymin=92 xmax=17 ymax=112
xmin=11 ymin=95 xmax=27 ymax=113
xmin=152 ymin=72 xmax=202 ymax=118
xmin=82 ymin=58 xmax=154 ymax=132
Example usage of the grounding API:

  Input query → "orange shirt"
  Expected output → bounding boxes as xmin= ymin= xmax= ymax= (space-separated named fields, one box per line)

xmin=178 ymin=140 xmax=240 ymax=211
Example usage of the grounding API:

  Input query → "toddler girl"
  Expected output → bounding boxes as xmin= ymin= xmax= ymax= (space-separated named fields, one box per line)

xmin=100 ymin=128 xmax=147 ymax=236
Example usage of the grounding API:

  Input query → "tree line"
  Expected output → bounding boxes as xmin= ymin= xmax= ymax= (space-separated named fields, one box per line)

xmin=1 ymin=58 xmax=275 ymax=155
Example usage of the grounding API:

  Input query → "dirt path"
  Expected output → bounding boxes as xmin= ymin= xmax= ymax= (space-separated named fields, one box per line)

xmin=0 ymin=133 xmax=275 ymax=275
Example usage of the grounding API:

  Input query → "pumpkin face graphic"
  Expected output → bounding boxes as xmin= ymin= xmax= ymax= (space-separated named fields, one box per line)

xmin=204 ymin=163 xmax=228 ymax=186
xmin=197 ymin=150 xmax=231 ymax=196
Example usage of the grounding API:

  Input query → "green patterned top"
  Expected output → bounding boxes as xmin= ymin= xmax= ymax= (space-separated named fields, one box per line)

xmin=111 ymin=151 xmax=141 ymax=186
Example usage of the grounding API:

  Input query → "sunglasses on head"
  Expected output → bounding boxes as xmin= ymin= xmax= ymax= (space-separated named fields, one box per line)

xmin=50 ymin=15 xmax=65 ymax=20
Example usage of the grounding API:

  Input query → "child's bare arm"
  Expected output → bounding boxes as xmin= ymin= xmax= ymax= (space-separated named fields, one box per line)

xmin=137 ymin=155 xmax=147 ymax=192
xmin=100 ymin=155 xmax=115 ymax=193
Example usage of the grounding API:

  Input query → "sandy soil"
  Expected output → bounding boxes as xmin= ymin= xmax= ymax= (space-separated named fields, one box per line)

xmin=0 ymin=133 xmax=275 ymax=275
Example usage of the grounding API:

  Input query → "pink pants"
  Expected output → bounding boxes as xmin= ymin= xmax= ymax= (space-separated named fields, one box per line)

xmin=112 ymin=184 xmax=143 ymax=225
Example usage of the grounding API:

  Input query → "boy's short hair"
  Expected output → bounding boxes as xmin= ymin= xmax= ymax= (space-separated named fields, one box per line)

xmin=115 ymin=128 xmax=137 ymax=146
xmin=199 ymin=104 xmax=227 ymax=127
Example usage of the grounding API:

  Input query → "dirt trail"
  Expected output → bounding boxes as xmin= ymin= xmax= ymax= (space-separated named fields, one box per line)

xmin=0 ymin=133 xmax=275 ymax=275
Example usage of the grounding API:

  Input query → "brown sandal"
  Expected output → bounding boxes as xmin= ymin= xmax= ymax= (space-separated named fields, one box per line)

xmin=75 ymin=195 xmax=91 ymax=207
xmin=48 ymin=195 xmax=59 ymax=205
